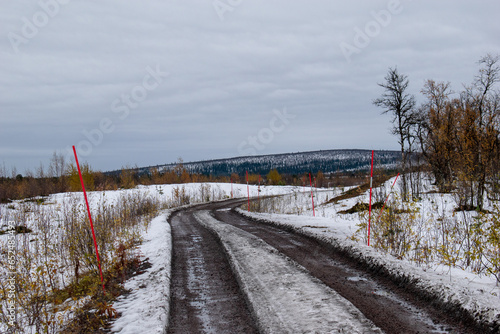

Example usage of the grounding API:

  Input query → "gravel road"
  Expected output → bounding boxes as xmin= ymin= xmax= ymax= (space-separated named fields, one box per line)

xmin=166 ymin=199 xmax=481 ymax=333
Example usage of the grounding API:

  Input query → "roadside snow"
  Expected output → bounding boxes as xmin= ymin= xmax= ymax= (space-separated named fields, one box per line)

xmin=30 ymin=180 xmax=496 ymax=332
xmin=109 ymin=211 xmax=172 ymax=334
xmin=194 ymin=210 xmax=383 ymax=334
xmin=237 ymin=208 xmax=500 ymax=331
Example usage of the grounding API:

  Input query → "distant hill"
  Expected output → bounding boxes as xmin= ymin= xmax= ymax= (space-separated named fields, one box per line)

xmin=128 ymin=149 xmax=401 ymax=177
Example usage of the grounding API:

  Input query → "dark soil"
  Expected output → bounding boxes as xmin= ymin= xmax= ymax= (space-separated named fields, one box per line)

xmin=60 ymin=256 xmax=152 ymax=333
xmin=338 ymin=201 xmax=384 ymax=214
xmin=323 ymin=174 xmax=395 ymax=205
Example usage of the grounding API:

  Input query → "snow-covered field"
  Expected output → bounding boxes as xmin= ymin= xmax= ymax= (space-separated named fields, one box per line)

xmin=0 ymin=183 xmax=295 ymax=333
xmin=108 ymin=179 xmax=500 ymax=332
xmin=2 ymin=179 xmax=500 ymax=332
xmin=239 ymin=175 xmax=500 ymax=330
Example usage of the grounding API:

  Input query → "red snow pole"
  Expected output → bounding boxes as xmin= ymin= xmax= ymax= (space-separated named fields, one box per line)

xmin=368 ymin=150 xmax=374 ymax=246
xmin=309 ymin=173 xmax=315 ymax=217
xmin=246 ymin=171 xmax=250 ymax=211
xmin=72 ymin=146 xmax=105 ymax=294
xmin=231 ymin=177 xmax=233 ymax=198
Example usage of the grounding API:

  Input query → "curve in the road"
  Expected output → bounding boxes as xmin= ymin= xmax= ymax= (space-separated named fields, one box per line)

xmin=166 ymin=199 xmax=484 ymax=333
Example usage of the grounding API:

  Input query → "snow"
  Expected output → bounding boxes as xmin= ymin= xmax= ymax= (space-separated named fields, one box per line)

xmin=3 ymin=179 xmax=500 ymax=332
xmin=236 ymin=208 xmax=500 ymax=331
xmin=109 ymin=211 xmax=172 ymax=334
xmin=144 ymin=149 xmax=400 ymax=176
xmin=99 ymin=180 xmax=500 ymax=331
xmin=86 ymin=181 xmax=500 ymax=331
xmin=0 ymin=182 xmax=297 ymax=333
xmin=194 ymin=210 xmax=383 ymax=333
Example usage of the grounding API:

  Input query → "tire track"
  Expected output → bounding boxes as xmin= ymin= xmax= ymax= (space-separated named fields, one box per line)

xmin=167 ymin=208 xmax=258 ymax=334
xmin=213 ymin=207 xmax=480 ymax=334
xmin=195 ymin=210 xmax=383 ymax=333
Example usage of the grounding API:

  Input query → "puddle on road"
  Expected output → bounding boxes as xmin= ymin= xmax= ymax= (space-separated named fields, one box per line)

xmin=347 ymin=276 xmax=368 ymax=282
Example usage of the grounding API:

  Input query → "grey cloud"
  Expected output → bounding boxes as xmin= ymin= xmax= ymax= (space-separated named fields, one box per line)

xmin=1 ymin=0 xmax=500 ymax=171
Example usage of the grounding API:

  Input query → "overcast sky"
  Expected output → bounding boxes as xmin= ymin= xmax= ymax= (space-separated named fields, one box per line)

xmin=1 ymin=0 xmax=499 ymax=173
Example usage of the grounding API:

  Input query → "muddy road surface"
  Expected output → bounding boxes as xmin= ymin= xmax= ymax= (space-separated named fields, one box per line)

xmin=166 ymin=199 xmax=482 ymax=333
xmin=167 ymin=200 xmax=259 ymax=334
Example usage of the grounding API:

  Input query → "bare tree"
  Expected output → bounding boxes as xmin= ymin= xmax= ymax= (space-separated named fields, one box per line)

xmin=374 ymin=67 xmax=417 ymax=200
xmin=0 ymin=162 xmax=6 ymax=179
xmin=49 ymin=151 xmax=67 ymax=178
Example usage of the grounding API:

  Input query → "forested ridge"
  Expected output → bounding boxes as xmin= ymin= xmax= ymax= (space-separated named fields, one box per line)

xmin=131 ymin=149 xmax=401 ymax=177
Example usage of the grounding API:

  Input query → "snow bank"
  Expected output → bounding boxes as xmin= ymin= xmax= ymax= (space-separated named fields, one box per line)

xmin=110 ymin=211 xmax=173 ymax=334
xmin=237 ymin=209 xmax=500 ymax=332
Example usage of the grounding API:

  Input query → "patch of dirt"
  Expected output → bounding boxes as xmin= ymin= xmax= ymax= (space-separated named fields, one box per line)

xmin=338 ymin=201 xmax=384 ymax=214
xmin=323 ymin=174 xmax=396 ymax=205
xmin=60 ymin=257 xmax=152 ymax=333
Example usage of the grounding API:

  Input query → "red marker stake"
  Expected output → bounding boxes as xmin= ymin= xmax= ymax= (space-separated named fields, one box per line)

xmin=368 ymin=150 xmax=374 ymax=247
xmin=246 ymin=171 xmax=250 ymax=211
xmin=309 ymin=173 xmax=315 ymax=217
xmin=72 ymin=146 xmax=105 ymax=294
xmin=231 ymin=177 xmax=233 ymax=198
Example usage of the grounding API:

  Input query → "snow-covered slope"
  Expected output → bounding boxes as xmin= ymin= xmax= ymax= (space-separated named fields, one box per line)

xmin=128 ymin=149 xmax=401 ymax=176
